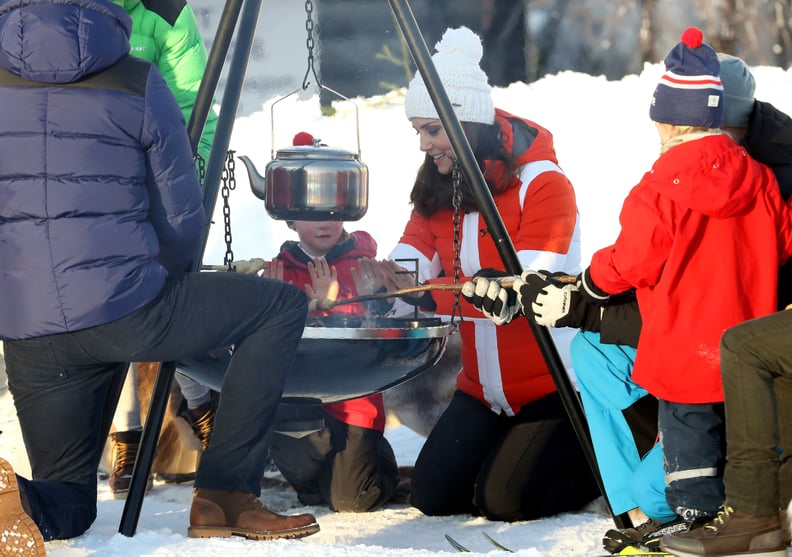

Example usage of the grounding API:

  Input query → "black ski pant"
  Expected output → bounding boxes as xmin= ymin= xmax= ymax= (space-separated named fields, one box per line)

xmin=270 ymin=409 xmax=399 ymax=512
xmin=409 ymin=390 xmax=600 ymax=521
xmin=4 ymin=271 xmax=306 ymax=540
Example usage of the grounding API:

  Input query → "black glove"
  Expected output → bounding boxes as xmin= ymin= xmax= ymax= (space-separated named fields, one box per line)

xmin=514 ymin=270 xmax=601 ymax=331
xmin=579 ymin=266 xmax=611 ymax=305
xmin=460 ymin=268 xmax=521 ymax=325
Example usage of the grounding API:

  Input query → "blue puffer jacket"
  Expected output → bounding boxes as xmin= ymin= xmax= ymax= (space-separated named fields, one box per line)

xmin=0 ymin=0 xmax=206 ymax=340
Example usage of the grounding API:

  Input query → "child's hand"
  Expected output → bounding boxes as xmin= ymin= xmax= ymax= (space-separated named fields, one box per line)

xmin=306 ymin=257 xmax=339 ymax=303
xmin=260 ymin=259 xmax=284 ymax=281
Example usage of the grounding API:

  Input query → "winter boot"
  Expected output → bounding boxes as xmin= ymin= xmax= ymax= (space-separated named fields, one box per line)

xmin=188 ymin=488 xmax=320 ymax=540
xmin=602 ymin=515 xmax=691 ymax=553
xmin=109 ymin=430 xmax=152 ymax=499
xmin=0 ymin=457 xmax=45 ymax=556
xmin=660 ymin=505 xmax=785 ymax=557
xmin=178 ymin=397 xmax=217 ymax=451
xmin=157 ymin=398 xmax=218 ymax=485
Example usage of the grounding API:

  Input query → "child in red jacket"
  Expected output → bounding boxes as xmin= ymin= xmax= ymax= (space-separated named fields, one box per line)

xmin=577 ymin=28 xmax=792 ymax=528
xmin=263 ymin=137 xmax=401 ymax=510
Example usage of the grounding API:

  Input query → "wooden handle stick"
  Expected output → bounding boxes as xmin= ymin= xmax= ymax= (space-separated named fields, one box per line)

xmin=308 ymin=278 xmax=520 ymax=312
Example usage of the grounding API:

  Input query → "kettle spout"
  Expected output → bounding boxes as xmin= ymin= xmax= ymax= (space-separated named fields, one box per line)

xmin=237 ymin=155 xmax=267 ymax=200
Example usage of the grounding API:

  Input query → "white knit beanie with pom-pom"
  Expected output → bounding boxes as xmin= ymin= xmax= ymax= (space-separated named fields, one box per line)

xmin=404 ymin=26 xmax=495 ymax=125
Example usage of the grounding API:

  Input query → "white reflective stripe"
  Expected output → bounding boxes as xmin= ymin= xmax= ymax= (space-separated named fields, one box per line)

xmin=516 ymin=249 xmax=570 ymax=273
xmin=665 ymin=467 xmax=719 ymax=485
xmin=518 ymin=160 xmax=564 ymax=207
xmin=460 ymin=211 xmax=482 ymax=276
xmin=460 ymin=161 xmax=565 ymax=276
xmin=473 ymin=319 xmax=514 ymax=416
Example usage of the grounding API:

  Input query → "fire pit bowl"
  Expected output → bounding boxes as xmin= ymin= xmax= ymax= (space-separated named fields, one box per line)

xmin=178 ymin=315 xmax=452 ymax=405
xmin=286 ymin=315 xmax=451 ymax=403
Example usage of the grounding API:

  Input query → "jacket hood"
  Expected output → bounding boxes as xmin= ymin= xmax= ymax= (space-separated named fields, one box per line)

xmin=496 ymin=108 xmax=559 ymax=167
xmin=278 ymin=230 xmax=377 ymax=268
xmin=0 ymin=0 xmax=131 ymax=83
xmin=646 ymin=134 xmax=768 ymax=218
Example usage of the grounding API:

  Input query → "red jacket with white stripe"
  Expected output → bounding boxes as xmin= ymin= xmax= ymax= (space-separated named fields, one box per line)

xmin=389 ymin=109 xmax=581 ymax=416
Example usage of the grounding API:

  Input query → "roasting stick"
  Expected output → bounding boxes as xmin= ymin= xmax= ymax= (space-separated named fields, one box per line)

xmin=311 ymin=272 xmax=581 ymax=311
xmin=309 ymin=273 xmax=579 ymax=312
xmin=308 ymin=279 xmax=518 ymax=312
xmin=202 ymin=265 xmax=577 ymax=313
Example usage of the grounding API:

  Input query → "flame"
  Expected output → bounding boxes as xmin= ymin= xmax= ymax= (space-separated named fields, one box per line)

xmin=326 ymin=280 xmax=339 ymax=302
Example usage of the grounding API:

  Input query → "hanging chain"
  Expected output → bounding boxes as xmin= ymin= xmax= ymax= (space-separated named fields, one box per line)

xmin=449 ymin=161 xmax=464 ymax=326
xmin=221 ymin=150 xmax=237 ymax=271
xmin=302 ymin=0 xmax=321 ymax=90
xmin=195 ymin=153 xmax=206 ymax=187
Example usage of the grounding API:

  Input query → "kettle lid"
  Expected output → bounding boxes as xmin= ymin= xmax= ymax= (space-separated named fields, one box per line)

xmin=274 ymin=145 xmax=359 ymax=161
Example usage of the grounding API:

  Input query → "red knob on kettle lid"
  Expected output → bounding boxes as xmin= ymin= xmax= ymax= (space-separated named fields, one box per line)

xmin=293 ymin=131 xmax=314 ymax=146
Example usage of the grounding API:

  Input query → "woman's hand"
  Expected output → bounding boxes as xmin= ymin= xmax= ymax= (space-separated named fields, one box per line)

xmin=379 ymin=259 xmax=417 ymax=292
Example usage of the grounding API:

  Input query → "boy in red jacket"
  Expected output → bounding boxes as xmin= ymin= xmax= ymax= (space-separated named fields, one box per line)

xmin=577 ymin=28 xmax=792 ymax=531
xmin=262 ymin=133 xmax=401 ymax=512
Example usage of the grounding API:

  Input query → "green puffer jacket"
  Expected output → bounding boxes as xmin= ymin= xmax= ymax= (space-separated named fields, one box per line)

xmin=114 ymin=0 xmax=217 ymax=165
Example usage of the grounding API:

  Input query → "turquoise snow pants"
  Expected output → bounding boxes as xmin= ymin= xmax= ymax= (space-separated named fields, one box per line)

xmin=572 ymin=331 xmax=675 ymax=521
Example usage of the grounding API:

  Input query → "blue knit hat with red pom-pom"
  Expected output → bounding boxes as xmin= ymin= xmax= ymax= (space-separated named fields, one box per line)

xmin=649 ymin=27 xmax=723 ymax=128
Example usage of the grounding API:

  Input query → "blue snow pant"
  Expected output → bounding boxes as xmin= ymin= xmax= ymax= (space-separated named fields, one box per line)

xmin=572 ymin=331 xmax=675 ymax=521
xmin=3 ymin=271 xmax=307 ymax=540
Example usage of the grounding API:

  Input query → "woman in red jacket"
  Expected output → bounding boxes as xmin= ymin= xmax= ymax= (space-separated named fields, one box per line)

xmin=387 ymin=26 xmax=599 ymax=521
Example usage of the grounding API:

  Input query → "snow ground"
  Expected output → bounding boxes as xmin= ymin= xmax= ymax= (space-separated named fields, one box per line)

xmin=3 ymin=60 xmax=792 ymax=557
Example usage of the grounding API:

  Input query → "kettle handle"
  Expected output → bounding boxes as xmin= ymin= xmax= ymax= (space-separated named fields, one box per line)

xmin=270 ymin=85 xmax=362 ymax=160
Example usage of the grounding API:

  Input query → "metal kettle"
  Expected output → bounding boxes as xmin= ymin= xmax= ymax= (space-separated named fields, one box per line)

xmin=238 ymin=137 xmax=368 ymax=221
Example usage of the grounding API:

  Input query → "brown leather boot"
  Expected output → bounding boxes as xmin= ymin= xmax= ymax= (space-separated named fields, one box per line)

xmin=178 ymin=398 xmax=216 ymax=450
xmin=188 ymin=488 xmax=319 ymax=540
xmin=0 ymin=457 xmax=45 ymax=556
xmin=108 ymin=430 xmax=152 ymax=499
xmin=660 ymin=505 xmax=785 ymax=556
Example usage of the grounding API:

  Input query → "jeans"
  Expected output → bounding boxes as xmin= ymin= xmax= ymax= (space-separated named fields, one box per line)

xmin=4 ymin=271 xmax=307 ymax=540
xmin=720 ymin=310 xmax=792 ymax=515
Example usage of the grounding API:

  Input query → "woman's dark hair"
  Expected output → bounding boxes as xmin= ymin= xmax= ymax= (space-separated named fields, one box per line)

xmin=409 ymin=121 xmax=517 ymax=217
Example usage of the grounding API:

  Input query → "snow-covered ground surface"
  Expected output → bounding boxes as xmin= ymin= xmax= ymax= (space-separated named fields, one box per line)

xmin=2 ymin=56 xmax=792 ymax=557
xmin=0 ymin=384 xmax=614 ymax=556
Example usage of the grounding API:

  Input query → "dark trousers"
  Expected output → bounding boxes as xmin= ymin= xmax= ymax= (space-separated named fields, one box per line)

xmin=409 ymin=390 xmax=600 ymax=521
xmin=720 ymin=310 xmax=792 ymax=516
xmin=270 ymin=411 xmax=399 ymax=513
xmin=658 ymin=400 xmax=725 ymax=520
xmin=4 ymin=271 xmax=307 ymax=540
